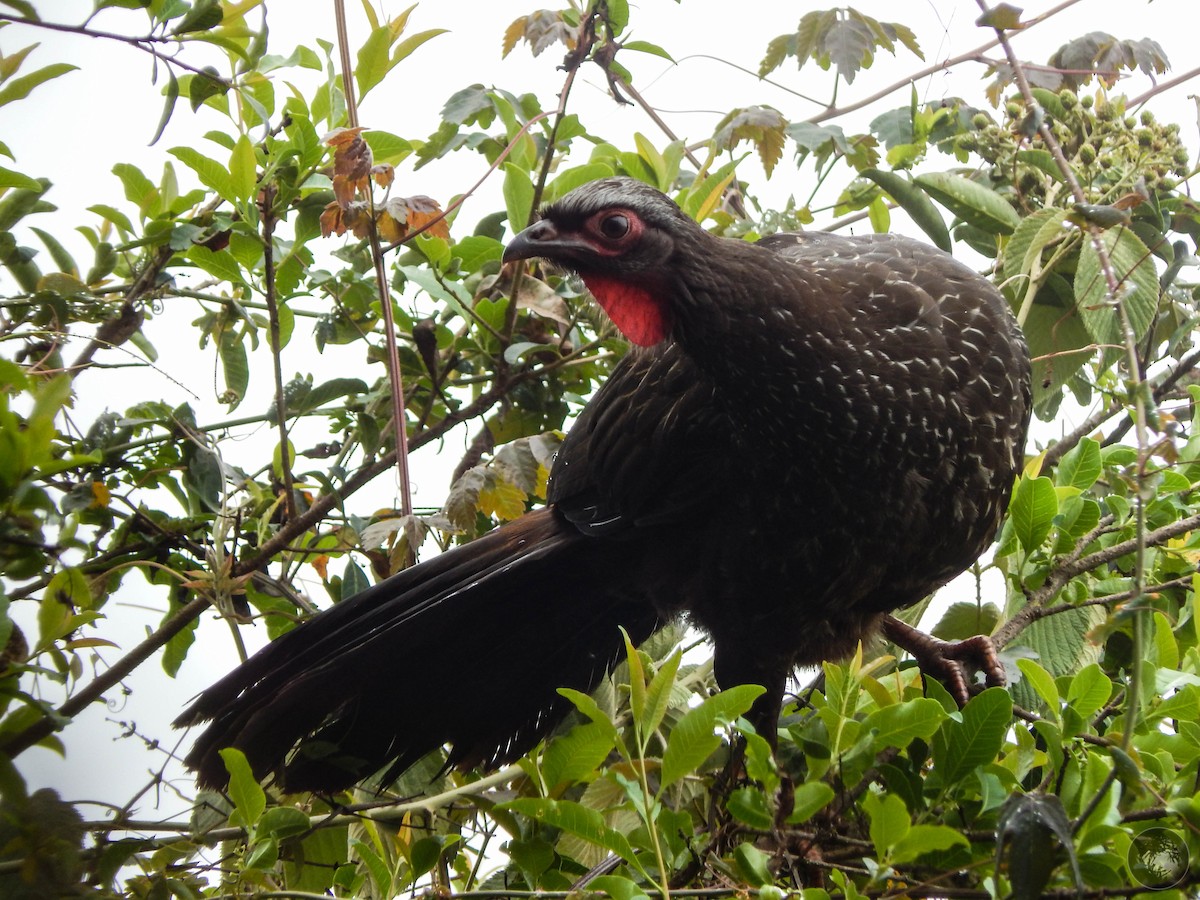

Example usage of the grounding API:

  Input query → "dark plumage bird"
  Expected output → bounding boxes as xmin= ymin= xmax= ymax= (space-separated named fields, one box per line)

xmin=176 ymin=177 xmax=1032 ymax=792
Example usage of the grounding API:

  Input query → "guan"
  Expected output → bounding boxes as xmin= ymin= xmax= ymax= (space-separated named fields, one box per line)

xmin=177 ymin=177 xmax=1032 ymax=792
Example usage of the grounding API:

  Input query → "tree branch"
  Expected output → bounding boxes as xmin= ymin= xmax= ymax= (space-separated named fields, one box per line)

xmin=993 ymin=511 xmax=1200 ymax=648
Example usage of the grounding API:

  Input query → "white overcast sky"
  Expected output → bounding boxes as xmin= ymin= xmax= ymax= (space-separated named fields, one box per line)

xmin=3 ymin=0 xmax=1199 ymax=824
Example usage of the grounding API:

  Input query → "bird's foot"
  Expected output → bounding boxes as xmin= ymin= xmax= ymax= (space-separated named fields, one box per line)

xmin=881 ymin=615 xmax=1005 ymax=706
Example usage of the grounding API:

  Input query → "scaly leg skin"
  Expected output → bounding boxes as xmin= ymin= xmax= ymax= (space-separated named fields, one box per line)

xmin=881 ymin=615 xmax=1006 ymax=706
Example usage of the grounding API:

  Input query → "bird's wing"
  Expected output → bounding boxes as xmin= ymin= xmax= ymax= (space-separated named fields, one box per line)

xmin=548 ymin=342 xmax=731 ymax=535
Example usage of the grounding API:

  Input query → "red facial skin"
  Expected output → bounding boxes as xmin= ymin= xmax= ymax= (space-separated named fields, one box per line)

xmin=580 ymin=273 xmax=671 ymax=346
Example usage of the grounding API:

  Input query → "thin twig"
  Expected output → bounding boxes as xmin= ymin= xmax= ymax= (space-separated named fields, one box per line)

xmin=334 ymin=0 xmax=413 ymax=529
xmin=0 ymin=13 xmax=235 ymax=85
xmin=993 ymin=511 xmax=1200 ymax=649
xmin=260 ymin=184 xmax=296 ymax=522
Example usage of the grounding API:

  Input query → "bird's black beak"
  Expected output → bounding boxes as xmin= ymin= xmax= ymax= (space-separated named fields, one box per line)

xmin=503 ymin=219 xmax=591 ymax=264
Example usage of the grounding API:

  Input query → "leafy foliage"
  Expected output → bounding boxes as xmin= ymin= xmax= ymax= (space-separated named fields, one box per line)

xmin=0 ymin=1 xmax=1199 ymax=898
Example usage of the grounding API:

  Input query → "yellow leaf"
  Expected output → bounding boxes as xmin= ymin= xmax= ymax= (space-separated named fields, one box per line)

xmin=479 ymin=478 xmax=527 ymax=521
xmin=89 ymin=481 xmax=110 ymax=508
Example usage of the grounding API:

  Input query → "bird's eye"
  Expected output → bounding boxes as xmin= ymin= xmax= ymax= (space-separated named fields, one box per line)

xmin=598 ymin=213 xmax=630 ymax=240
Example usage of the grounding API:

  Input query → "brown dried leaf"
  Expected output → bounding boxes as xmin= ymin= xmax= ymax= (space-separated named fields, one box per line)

xmin=712 ymin=106 xmax=787 ymax=177
xmin=324 ymin=126 xmax=367 ymax=148
xmin=507 ymin=9 xmax=574 ymax=58
xmin=322 ymin=199 xmax=372 ymax=238
xmin=376 ymin=208 xmax=407 ymax=242
xmin=319 ymin=201 xmax=344 ymax=237
xmin=344 ymin=202 xmax=372 ymax=238
xmin=516 ymin=277 xmax=572 ymax=325
xmin=502 ymin=16 xmax=526 ymax=58
xmin=405 ymin=194 xmax=450 ymax=239
xmin=372 ymin=163 xmax=395 ymax=187
xmin=326 ymin=126 xmax=372 ymax=207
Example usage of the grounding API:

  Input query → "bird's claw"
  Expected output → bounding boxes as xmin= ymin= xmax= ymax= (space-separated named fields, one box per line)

xmin=882 ymin=616 xmax=1006 ymax=707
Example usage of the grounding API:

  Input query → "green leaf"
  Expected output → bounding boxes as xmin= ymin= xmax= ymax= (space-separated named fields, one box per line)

xmin=1010 ymin=474 xmax=1057 ymax=553
xmin=864 ymin=790 xmax=910 ymax=855
xmin=680 ymin=159 xmax=739 ymax=222
xmin=890 ymin=824 xmax=969 ymax=864
xmin=0 ymin=177 xmax=49 ymax=232
xmin=88 ymin=204 xmax=134 ymax=234
xmin=188 ymin=65 xmax=227 ymax=111
xmin=1002 ymin=207 xmax=1070 ymax=286
xmin=590 ymin=875 xmax=652 ymax=900
xmin=501 ymin=798 xmax=641 ymax=872
xmin=229 ymin=133 xmax=257 ymax=203
xmin=244 ymin=836 xmax=279 ymax=870
xmin=867 ymin=195 xmax=890 ymax=233
xmin=915 ymin=171 xmax=1021 ymax=235
xmin=169 ymin=146 xmax=234 ymax=201
xmin=219 ymin=748 xmax=266 ymax=827
xmin=639 ymin=648 xmax=680 ymax=738
xmin=558 ymin=687 xmax=617 ymax=733
xmin=363 ymin=130 xmax=411 ymax=165
xmin=541 ymin=720 xmax=616 ymax=788
xmin=355 ymin=25 xmax=392 ymax=96
xmin=634 ymin=133 xmax=670 ymax=190
xmin=621 ymin=40 xmax=675 ymax=63
xmin=172 ymin=0 xmax=222 ymax=34
xmin=0 ymin=62 xmax=77 ymax=109
xmin=786 ymin=781 xmax=835 ymax=824
xmin=452 ymin=235 xmax=503 ymax=274
xmin=861 ymin=167 xmax=950 ymax=251
xmin=111 ymin=163 xmax=161 ymax=218
xmin=301 ymin=377 xmax=368 ymax=412
xmin=931 ymin=601 xmax=1001 ymax=642
xmin=38 ymin=577 xmax=78 ymax=649
xmin=0 ymin=164 xmax=42 ymax=191
xmin=350 ymin=837 xmax=392 ymax=895
xmin=976 ymin=2 xmax=1024 ymax=30
xmin=390 ymin=28 xmax=447 ymax=67
xmin=862 ymin=697 xmax=947 ymax=751
xmin=187 ymin=245 xmax=247 ymax=286
xmin=503 ymin=162 xmax=535 ymax=233
xmin=728 ymin=787 xmax=773 ymax=830
xmin=148 ymin=68 xmax=179 ymax=146
xmin=660 ymin=684 xmax=764 ymax=789
xmin=340 ymin=559 xmax=371 ymax=600
xmin=1016 ymin=658 xmax=1061 ymax=719
xmin=162 ymin=605 xmax=198 ymax=677
xmin=29 ymin=226 xmax=76 ymax=275
xmin=1074 ymin=227 xmax=1159 ymax=347
xmin=218 ymin=330 xmax=248 ymax=407
xmin=258 ymin=805 xmax=311 ymax=840
xmin=1055 ymin=437 xmax=1101 ymax=492
xmin=622 ymin=628 xmax=648 ymax=727
xmin=1067 ymin=664 xmax=1112 ymax=722
xmin=930 ymin=687 xmax=1012 ymax=786
xmin=544 ymin=163 xmax=616 ymax=204
xmin=1012 ymin=605 xmax=1105 ymax=687
xmin=733 ymin=842 xmax=773 ymax=886
xmin=45 ymin=565 xmax=92 ymax=613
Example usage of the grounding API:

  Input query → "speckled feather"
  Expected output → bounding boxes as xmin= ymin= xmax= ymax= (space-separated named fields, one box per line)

xmin=542 ymin=178 xmax=1031 ymax=698
xmin=177 ymin=177 xmax=1031 ymax=792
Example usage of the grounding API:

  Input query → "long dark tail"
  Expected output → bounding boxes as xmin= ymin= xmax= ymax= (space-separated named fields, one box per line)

xmin=175 ymin=508 xmax=659 ymax=792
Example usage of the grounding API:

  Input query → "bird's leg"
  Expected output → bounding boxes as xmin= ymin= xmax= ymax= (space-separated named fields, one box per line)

xmin=881 ymin=615 xmax=1005 ymax=706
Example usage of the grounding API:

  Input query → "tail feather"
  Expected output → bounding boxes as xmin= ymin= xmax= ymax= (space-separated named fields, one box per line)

xmin=175 ymin=508 xmax=659 ymax=792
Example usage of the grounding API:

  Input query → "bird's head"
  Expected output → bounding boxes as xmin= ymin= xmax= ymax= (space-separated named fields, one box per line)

xmin=503 ymin=177 xmax=700 ymax=347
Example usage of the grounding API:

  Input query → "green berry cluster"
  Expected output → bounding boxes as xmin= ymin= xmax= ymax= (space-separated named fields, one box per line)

xmin=956 ymin=89 xmax=1192 ymax=206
